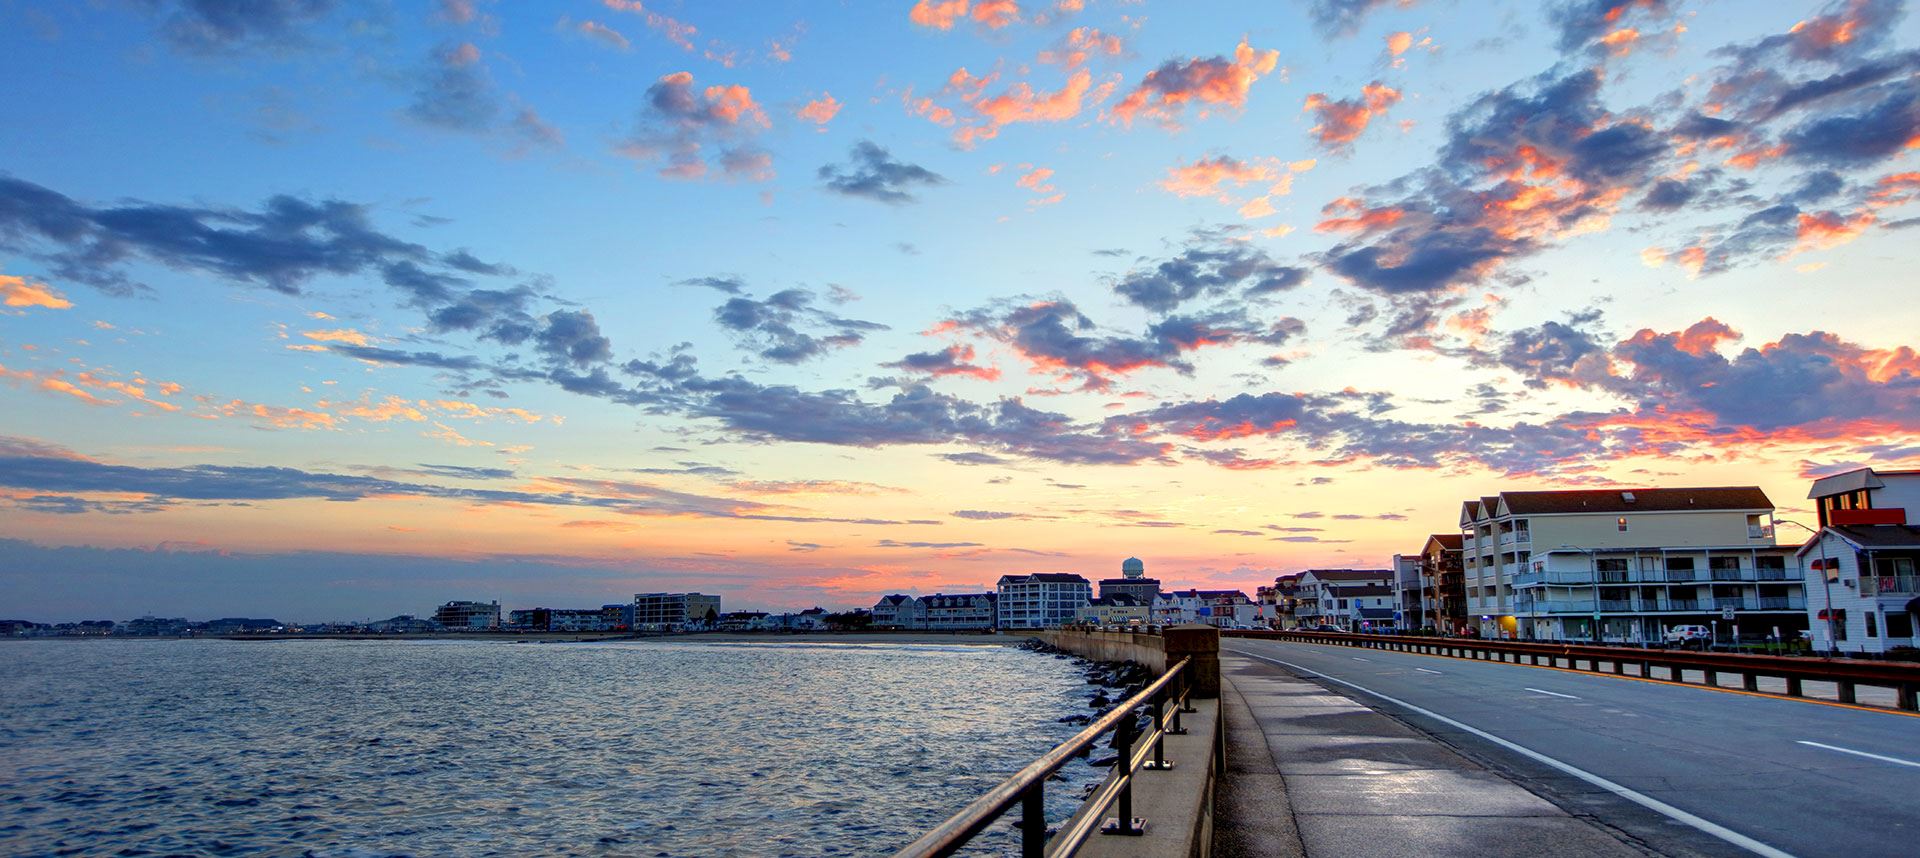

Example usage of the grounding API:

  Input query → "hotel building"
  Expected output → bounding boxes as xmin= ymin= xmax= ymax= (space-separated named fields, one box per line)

xmin=1798 ymin=467 xmax=1920 ymax=654
xmin=996 ymin=573 xmax=1092 ymax=629
xmin=1460 ymin=487 xmax=1802 ymax=642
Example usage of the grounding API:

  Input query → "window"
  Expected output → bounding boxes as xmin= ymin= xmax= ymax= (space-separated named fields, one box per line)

xmin=1833 ymin=609 xmax=1847 ymax=641
xmin=1756 ymin=556 xmax=1785 ymax=574
xmin=1617 ymin=516 xmax=1629 ymax=532
xmin=1887 ymin=613 xmax=1913 ymax=638
xmin=1866 ymin=612 xmax=1878 ymax=638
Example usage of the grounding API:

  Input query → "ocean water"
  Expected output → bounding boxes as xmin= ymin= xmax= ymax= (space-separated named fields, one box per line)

xmin=0 ymin=639 xmax=1111 ymax=857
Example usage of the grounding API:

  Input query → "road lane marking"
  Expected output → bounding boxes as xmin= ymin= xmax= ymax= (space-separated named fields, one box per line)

xmin=1797 ymin=741 xmax=1920 ymax=769
xmin=1414 ymin=667 xmax=1443 ymax=674
xmin=1225 ymin=647 xmax=1798 ymax=858
xmin=1526 ymin=688 xmax=1580 ymax=699
xmin=1352 ymin=656 xmax=1370 ymax=662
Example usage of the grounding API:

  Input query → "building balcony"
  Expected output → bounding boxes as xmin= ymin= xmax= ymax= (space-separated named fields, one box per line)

xmin=1749 ymin=524 xmax=1774 ymax=539
xmin=1864 ymin=575 xmax=1920 ymax=595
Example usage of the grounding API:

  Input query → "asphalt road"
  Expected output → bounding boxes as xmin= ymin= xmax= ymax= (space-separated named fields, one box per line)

xmin=1222 ymin=638 xmax=1920 ymax=858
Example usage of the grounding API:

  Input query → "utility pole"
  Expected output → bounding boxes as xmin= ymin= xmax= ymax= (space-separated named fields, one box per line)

xmin=1776 ymin=518 xmax=1836 ymax=658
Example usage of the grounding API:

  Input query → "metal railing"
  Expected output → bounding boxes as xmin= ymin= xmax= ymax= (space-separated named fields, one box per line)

xmin=893 ymin=657 xmax=1195 ymax=858
xmin=1225 ymin=630 xmax=1920 ymax=711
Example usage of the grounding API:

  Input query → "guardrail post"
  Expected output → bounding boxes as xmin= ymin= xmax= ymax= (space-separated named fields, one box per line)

xmin=1020 ymin=783 xmax=1044 ymax=858
xmin=1900 ymin=684 xmax=1917 ymax=712
xmin=1101 ymin=714 xmax=1146 ymax=836
xmin=1785 ymin=676 xmax=1803 ymax=697
xmin=1837 ymin=680 xmax=1857 ymax=704
xmin=1742 ymin=672 xmax=1759 ymax=692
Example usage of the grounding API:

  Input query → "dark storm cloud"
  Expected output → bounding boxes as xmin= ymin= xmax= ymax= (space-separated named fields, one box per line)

xmin=1112 ymin=237 xmax=1309 ymax=313
xmin=817 ymin=141 xmax=946 ymax=204
xmin=712 ymin=287 xmax=888 ymax=364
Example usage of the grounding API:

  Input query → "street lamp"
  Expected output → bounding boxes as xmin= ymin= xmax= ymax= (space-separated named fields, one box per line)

xmin=1776 ymin=518 xmax=1836 ymax=658
xmin=1560 ymin=544 xmax=1601 ymax=643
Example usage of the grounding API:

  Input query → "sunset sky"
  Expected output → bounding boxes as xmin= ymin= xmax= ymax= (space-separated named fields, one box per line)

xmin=3 ymin=0 xmax=1918 ymax=621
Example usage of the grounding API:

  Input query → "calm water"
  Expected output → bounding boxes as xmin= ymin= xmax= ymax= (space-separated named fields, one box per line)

xmin=0 ymin=639 xmax=1108 ymax=857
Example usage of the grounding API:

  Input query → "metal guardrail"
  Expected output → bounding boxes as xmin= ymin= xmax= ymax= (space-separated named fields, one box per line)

xmin=893 ymin=656 xmax=1195 ymax=858
xmin=1224 ymin=630 xmax=1920 ymax=711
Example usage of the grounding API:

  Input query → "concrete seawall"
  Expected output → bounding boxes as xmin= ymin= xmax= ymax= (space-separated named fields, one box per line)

xmin=1027 ymin=626 xmax=1223 ymax=858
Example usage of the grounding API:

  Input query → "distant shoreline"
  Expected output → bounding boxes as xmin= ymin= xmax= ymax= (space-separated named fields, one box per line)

xmin=5 ymin=630 xmax=1023 ymax=645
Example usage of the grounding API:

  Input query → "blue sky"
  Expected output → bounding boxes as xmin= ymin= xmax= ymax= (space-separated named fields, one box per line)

xmin=2 ymin=0 xmax=1918 ymax=621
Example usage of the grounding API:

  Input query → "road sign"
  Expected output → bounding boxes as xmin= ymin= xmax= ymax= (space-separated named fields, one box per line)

xmin=1721 ymin=607 xmax=1735 ymax=620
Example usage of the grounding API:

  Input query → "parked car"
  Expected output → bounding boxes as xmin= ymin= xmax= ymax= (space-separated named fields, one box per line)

xmin=1664 ymin=625 xmax=1711 ymax=647
xmin=1310 ymin=624 xmax=1348 ymax=633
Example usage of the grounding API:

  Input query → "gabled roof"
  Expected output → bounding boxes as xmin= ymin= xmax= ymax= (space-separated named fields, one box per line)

xmin=1807 ymin=524 xmax=1920 ymax=552
xmin=1301 ymin=568 xmax=1392 ymax=582
xmin=1499 ymin=487 xmax=1772 ymax=515
xmin=1424 ymin=533 xmax=1464 ymax=551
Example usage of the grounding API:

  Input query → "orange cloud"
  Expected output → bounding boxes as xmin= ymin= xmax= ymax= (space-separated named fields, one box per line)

xmin=1040 ymin=26 xmax=1123 ymax=68
xmin=957 ymin=67 xmax=1099 ymax=148
xmin=971 ymin=0 xmax=1020 ymax=28
xmin=301 ymin=328 xmax=372 ymax=347
xmin=1386 ymin=31 xmax=1414 ymax=56
xmin=1314 ymin=196 xmax=1404 ymax=233
xmin=1793 ymin=210 xmax=1876 ymax=253
xmin=578 ymin=20 xmax=631 ymax=51
xmin=1598 ymin=27 xmax=1640 ymax=55
xmin=602 ymin=0 xmax=697 ymax=52
xmin=0 ymin=274 xmax=71 ymax=310
xmin=1111 ymin=39 xmax=1279 ymax=128
xmin=1303 ymin=82 xmax=1401 ymax=151
xmin=909 ymin=0 xmax=970 ymax=29
xmin=797 ymin=93 xmax=842 ymax=126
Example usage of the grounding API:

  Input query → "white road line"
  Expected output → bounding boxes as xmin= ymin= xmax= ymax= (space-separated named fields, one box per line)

xmin=1526 ymin=687 xmax=1580 ymax=699
xmin=1351 ymin=656 xmax=1370 ymax=661
xmin=1224 ymin=647 xmax=1798 ymax=858
xmin=1414 ymin=667 xmax=1443 ymax=675
xmin=1797 ymin=740 xmax=1920 ymax=769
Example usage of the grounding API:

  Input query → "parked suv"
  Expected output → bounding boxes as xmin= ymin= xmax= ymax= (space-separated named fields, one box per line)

xmin=1664 ymin=625 xmax=1711 ymax=647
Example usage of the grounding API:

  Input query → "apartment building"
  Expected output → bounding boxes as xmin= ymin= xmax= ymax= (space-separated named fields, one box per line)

xmin=921 ymin=593 xmax=996 ymax=630
xmin=1078 ymin=594 xmax=1151 ymax=626
xmin=1290 ymin=569 xmax=1392 ymax=628
xmin=996 ymin=573 xmax=1092 ymax=628
xmin=1419 ymin=534 xmax=1467 ymax=633
xmin=1461 ymin=487 xmax=1800 ymax=642
xmin=1392 ymin=554 xmax=1423 ymax=632
xmin=871 ymin=594 xmax=923 ymax=629
xmin=633 ymin=592 xmax=722 ymax=631
xmin=1799 ymin=467 xmax=1920 ymax=654
xmin=433 ymin=600 xmax=500 ymax=630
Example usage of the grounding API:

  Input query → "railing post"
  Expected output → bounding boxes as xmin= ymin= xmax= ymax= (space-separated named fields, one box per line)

xmin=1742 ymin=672 xmax=1759 ymax=692
xmin=1785 ymin=675 xmax=1803 ymax=697
xmin=1020 ymin=783 xmax=1045 ymax=858
xmin=1145 ymin=690 xmax=1173 ymax=770
xmin=1101 ymin=714 xmax=1145 ymax=836
xmin=1838 ymin=680 xmax=1857 ymax=704
xmin=1899 ymin=683 xmax=1918 ymax=712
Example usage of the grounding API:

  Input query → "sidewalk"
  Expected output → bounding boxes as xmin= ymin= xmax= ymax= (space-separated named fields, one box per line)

xmin=1212 ymin=654 xmax=1651 ymax=858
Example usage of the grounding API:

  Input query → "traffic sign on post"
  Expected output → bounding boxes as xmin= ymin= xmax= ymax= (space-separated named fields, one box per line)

xmin=1721 ymin=607 xmax=1735 ymax=620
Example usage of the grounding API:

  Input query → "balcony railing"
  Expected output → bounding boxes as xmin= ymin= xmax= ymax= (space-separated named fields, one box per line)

xmin=1710 ymin=568 xmax=1744 ymax=582
xmin=1749 ymin=524 xmax=1773 ymax=539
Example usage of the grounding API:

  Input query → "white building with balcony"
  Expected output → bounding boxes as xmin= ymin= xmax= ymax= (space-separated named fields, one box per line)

xmin=1799 ymin=467 xmax=1920 ymax=654
xmin=1460 ymin=487 xmax=1799 ymax=642
xmin=996 ymin=574 xmax=1092 ymax=629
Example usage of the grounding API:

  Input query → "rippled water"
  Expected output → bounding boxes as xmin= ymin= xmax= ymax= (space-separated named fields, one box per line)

xmin=0 ymin=639 xmax=1109 ymax=857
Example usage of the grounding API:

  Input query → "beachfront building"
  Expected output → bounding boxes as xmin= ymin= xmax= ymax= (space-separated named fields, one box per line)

xmin=433 ymin=600 xmax=501 ymax=630
xmin=1392 ymin=554 xmax=1423 ymax=632
xmin=507 ymin=607 xmax=619 ymax=631
xmin=871 ymin=594 xmax=924 ymax=629
xmin=1291 ymin=569 xmax=1393 ymax=629
xmin=1099 ymin=557 xmax=1162 ymax=604
xmin=921 ymin=593 xmax=997 ymax=630
xmin=1798 ymin=467 xmax=1920 ymax=654
xmin=716 ymin=611 xmax=767 ymax=631
xmin=633 ymin=592 xmax=723 ymax=632
xmin=1420 ymin=534 xmax=1467 ymax=633
xmin=1077 ymin=594 xmax=1150 ymax=626
xmin=1153 ymin=589 xmax=1258 ymax=628
xmin=1463 ymin=487 xmax=1800 ymax=643
xmin=996 ymin=573 xmax=1092 ymax=629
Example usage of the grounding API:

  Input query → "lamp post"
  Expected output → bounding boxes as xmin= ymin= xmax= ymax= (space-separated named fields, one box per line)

xmin=1776 ymin=518 xmax=1836 ymax=658
xmin=1560 ymin=544 xmax=1601 ymax=643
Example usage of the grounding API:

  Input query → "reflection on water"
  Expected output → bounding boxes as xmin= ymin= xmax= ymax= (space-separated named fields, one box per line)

xmin=0 ymin=639 xmax=1103 ymax=856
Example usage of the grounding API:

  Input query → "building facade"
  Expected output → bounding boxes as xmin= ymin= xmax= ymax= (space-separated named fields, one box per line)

xmin=921 ymin=593 xmax=996 ymax=630
xmin=633 ymin=592 xmax=722 ymax=631
xmin=872 ymin=594 xmax=922 ymax=629
xmin=1461 ymin=487 xmax=1799 ymax=643
xmin=434 ymin=600 xmax=500 ymax=630
xmin=1099 ymin=557 xmax=1162 ymax=604
xmin=1290 ymin=570 xmax=1392 ymax=628
xmin=1078 ymin=594 xmax=1150 ymax=626
xmin=1391 ymin=554 xmax=1422 ymax=632
xmin=1799 ymin=467 xmax=1920 ymax=654
xmin=1420 ymin=534 xmax=1467 ymax=633
xmin=996 ymin=573 xmax=1092 ymax=629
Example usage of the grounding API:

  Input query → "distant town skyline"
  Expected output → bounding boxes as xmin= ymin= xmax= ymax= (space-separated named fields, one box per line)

xmin=3 ymin=1 xmax=1919 ymax=621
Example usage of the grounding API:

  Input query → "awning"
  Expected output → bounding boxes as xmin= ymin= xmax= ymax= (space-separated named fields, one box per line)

xmin=1817 ymin=609 xmax=1837 ymax=620
xmin=1809 ymin=558 xmax=1831 ymax=571
xmin=1906 ymin=597 xmax=1920 ymax=615
xmin=1357 ymin=607 xmax=1395 ymax=619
